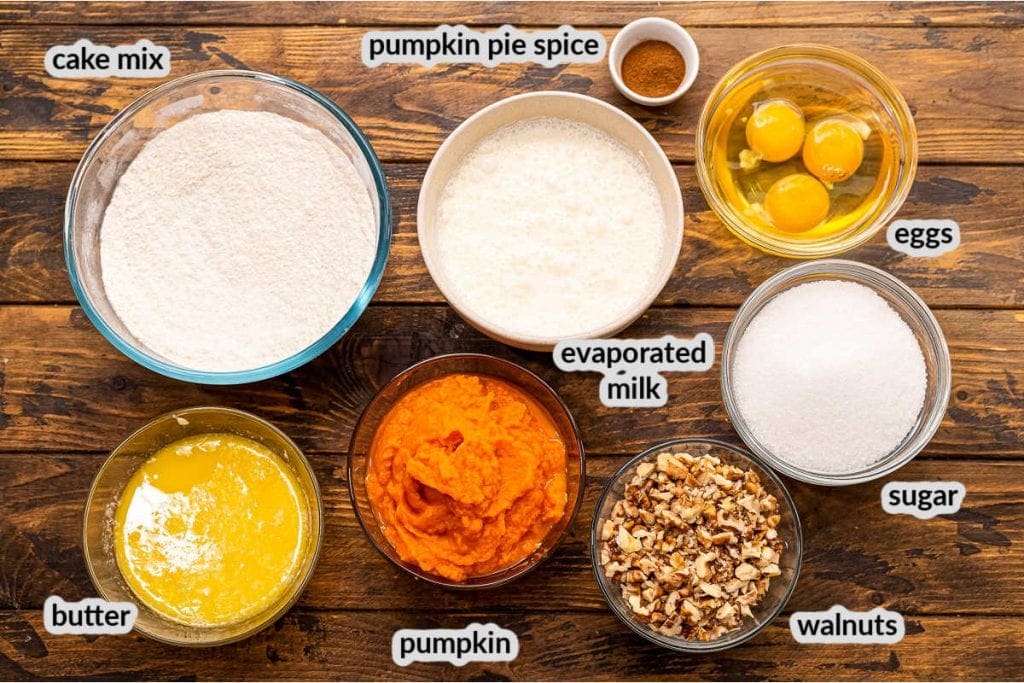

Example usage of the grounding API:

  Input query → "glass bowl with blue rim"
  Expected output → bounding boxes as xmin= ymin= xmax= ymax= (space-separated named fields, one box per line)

xmin=63 ymin=69 xmax=391 ymax=384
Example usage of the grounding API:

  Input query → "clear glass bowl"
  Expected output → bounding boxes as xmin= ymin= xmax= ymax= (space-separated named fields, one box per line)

xmin=591 ymin=438 xmax=802 ymax=652
xmin=696 ymin=45 xmax=917 ymax=258
xmin=83 ymin=406 xmax=323 ymax=646
xmin=64 ymin=70 xmax=392 ymax=384
xmin=721 ymin=260 xmax=951 ymax=485
xmin=348 ymin=353 xmax=586 ymax=589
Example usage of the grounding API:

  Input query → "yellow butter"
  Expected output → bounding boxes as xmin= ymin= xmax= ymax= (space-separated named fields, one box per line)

xmin=114 ymin=433 xmax=308 ymax=627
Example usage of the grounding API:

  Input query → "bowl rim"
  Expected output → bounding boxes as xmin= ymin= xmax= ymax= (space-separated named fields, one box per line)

xmin=63 ymin=69 xmax=393 ymax=385
xmin=589 ymin=437 xmax=803 ymax=652
xmin=608 ymin=17 xmax=701 ymax=106
xmin=416 ymin=90 xmax=684 ymax=351
xmin=82 ymin=405 xmax=325 ymax=647
xmin=346 ymin=352 xmax=587 ymax=589
xmin=720 ymin=259 xmax=952 ymax=485
xmin=694 ymin=43 xmax=918 ymax=258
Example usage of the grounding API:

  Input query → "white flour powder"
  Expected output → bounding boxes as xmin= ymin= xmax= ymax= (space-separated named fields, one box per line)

xmin=100 ymin=109 xmax=377 ymax=372
xmin=435 ymin=117 xmax=666 ymax=340
xmin=732 ymin=280 xmax=927 ymax=474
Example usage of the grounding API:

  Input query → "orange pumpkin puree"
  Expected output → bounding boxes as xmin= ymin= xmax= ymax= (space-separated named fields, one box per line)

xmin=366 ymin=373 xmax=568 ymax=582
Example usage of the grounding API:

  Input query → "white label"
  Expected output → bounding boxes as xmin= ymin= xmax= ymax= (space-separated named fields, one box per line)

xmin=44 ymin=39 xmax=171 ymax=79
xmin=881 ymin=481 xmax=965 ymax=519
xmin=43 ymin=596 xmax=137 ymax=635
xmin=362 ymin=24 xmax=605 ymax=67
xmin=554 ymin=335 xmax=714 ymax=408
xmin=392 ymin=623 xmax=519 ymax=667
xmin=790 ymin=605 xmax=905 ymax=644
xmin=887 ymin=219 xmax=960 ymax=257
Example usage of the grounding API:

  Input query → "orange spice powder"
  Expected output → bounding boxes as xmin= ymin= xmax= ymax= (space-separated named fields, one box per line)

xmin=621 ymin=40 xmax=686 ymax=98
xmin=365 ymin=373 xmax=568 ymax=582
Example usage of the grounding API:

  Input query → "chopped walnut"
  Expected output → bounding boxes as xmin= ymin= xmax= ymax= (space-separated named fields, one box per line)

xmin=599 ymin=447 xmax=785 ymax=641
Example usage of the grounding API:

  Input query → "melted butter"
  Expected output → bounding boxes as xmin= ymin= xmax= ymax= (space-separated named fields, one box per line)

xmin=114 ymin=433 xmax=308 ymax=627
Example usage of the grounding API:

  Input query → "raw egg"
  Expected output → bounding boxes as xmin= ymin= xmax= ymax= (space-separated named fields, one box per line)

xmin=802 ymin=118 xmax=867 ymax=183
xmin=745 ymin=99 xmax=805 ymax=163
xmin=763 ymin=173 xmax=830 ymax=233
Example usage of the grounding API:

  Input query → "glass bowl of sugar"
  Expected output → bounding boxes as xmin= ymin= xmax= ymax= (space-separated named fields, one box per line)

xmin=64 ymin=70 xmax=392 ymax=384
xmin=720 ymin=259 xmax=951 ymax=485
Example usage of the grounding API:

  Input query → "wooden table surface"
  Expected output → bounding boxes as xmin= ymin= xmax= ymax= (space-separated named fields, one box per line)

xmin=1 ymin=1 xmax=1022 ymax=680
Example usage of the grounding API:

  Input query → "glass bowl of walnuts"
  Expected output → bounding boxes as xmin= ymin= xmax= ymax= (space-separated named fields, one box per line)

xmin=590 ymin=438 xmax=802 ymax=652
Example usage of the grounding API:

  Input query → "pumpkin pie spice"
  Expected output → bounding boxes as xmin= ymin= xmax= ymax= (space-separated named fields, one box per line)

xmin=621 ymin=40 xmax=687 ymax=98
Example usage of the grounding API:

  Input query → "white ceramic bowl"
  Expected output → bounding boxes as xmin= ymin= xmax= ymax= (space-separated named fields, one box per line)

xmin=609 ymin=18 xmax=700 ymax=106
xmin=417 ymin=91 xmax=684 ymax=351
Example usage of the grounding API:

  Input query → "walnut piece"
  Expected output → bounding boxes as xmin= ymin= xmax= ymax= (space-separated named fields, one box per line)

xmin=599 ymin=447 xmax=785 ymax=642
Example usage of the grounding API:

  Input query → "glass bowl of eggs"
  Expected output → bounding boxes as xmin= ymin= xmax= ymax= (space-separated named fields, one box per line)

xmin=696 ymin=44 xmax=917 ymax=258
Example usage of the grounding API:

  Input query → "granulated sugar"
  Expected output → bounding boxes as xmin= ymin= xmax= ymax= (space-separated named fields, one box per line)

xmin=732 ymin=280 xmax=927 ymax=474
xmin=435 ymin=117 xmax=666 ymax=340
xmin=100 ymin=109 xmax=377 ymax=372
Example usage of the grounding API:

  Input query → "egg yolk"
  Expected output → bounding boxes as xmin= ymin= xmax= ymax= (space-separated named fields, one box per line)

xmin=763 ymin=173 xmax=830 ymax=233
xmin=745 ymin=99 xmax=805 ymax=163
xmin=802 ymin=118 xmax=865 ymax=183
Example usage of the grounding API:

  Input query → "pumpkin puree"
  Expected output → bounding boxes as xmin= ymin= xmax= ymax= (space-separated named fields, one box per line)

xmin=366 ymin=373 xmax=568 ymax=582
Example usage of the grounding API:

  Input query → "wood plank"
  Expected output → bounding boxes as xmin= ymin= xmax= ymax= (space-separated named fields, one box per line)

xmin=2 ymin=455 xmax=1021 ymax=615
xmin=0 ymin=306 xmax=1020 ymax=456
xmin=0 ymin=5 xmax=1020 ymax=682
xmin=1 ymin=26 xmax=1022 ymax=163
xmin=3 ymin=161 xmax=1021 ymax=308
xmin=2 ymin=1 xmax=1021 ymax=27
xmin=0 ymin=610 xmax=1021 ymax=680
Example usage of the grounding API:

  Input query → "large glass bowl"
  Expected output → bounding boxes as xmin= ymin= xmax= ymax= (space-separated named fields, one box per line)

xmin=696 ymin=45 xmax=917 ymax=258
xmin=348 ymin=353 xmax=586 ymax=589
xmin=721 ymin=260 xmax=951 ymax=485
xmin=83 ymin=406 xmax=323 ymax=647
xmin=591 ymin=438 xmax=802 ymax=652
xmin=64 ymin=70 xmax=391 ymax=384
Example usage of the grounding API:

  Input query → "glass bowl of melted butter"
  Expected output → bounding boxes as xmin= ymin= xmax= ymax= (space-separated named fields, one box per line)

xmin=696 ymin=44 xmax=917 ymax=258
xmin=83 ymin=407 xmax=323 ymax=646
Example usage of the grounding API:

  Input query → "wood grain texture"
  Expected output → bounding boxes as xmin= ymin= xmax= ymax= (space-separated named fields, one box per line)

xmin=1 ymin=455 xmax=1021 ymax=616
xmin=1 ymin=3 xmax=1022 ymax=680
xmin=3 ymin=161 xmax=1021 ymax=307
xmin=1 ymin=26 xmax=1022 ymax=163
xmin=2 ymin=1 xmax=1022 ymax=27
xmin=1 ymin=610 xmax=1022 ymax=681
xmin=0 ymin=305 xmax=1021 ymax=456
